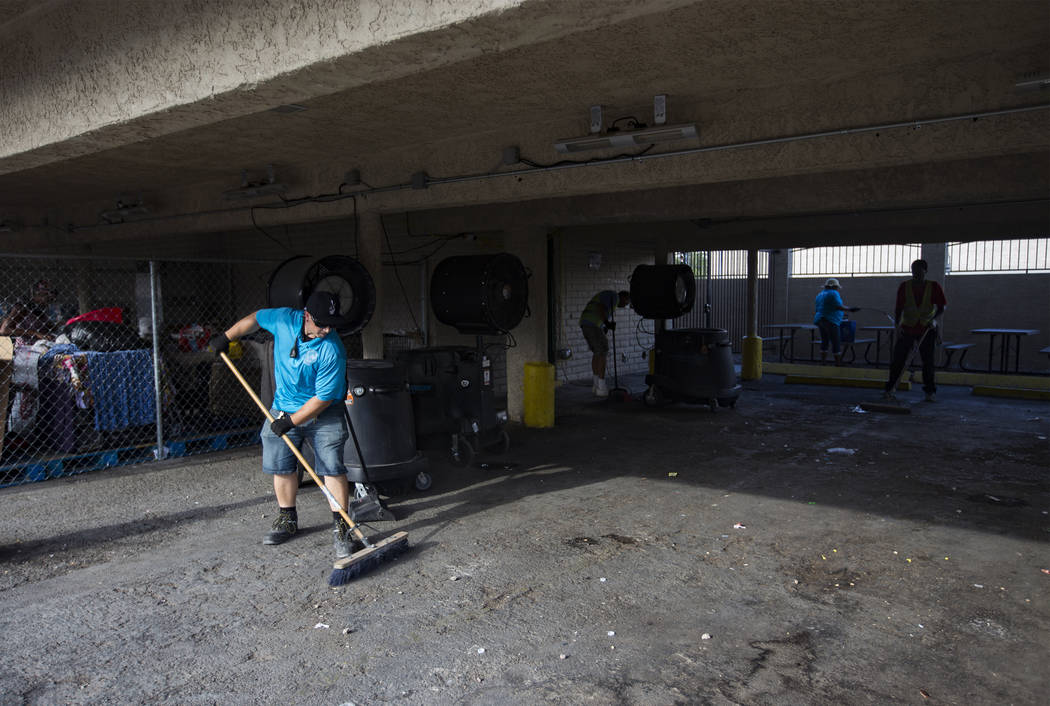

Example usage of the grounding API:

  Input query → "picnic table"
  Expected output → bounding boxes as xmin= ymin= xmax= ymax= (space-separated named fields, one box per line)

xmin=969 ymin=328 xmax=1040 ymax=373
xmin=763 ymin=323 xmax=818 ymax=363
xmin=860 ymin=325 xmax=896 ymax=367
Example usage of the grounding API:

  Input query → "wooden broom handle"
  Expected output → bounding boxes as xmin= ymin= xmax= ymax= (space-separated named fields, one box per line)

xmin=218 ymin=352 xmax=365 ymax=540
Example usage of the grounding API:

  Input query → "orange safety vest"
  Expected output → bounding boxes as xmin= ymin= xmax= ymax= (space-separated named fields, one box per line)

xmin=901 ymin=281 xmax=936 ymax=328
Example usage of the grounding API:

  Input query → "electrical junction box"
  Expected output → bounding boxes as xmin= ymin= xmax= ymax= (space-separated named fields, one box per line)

xmin=589 ymin=105 xmax=603 ymax=134
xmin=654 ymin=94 xmax=667 ymax=125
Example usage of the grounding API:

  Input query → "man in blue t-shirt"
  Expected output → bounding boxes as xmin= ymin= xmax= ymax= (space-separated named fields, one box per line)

xmin=813 ymin=278 xmax=859 ymax=365
xmin=211 ymin=291 xmax=354 ymax=558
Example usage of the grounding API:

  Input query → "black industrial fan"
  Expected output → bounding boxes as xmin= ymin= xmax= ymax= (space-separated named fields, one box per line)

xmin=398 ymin=252 xmax=526 ymax=467
xmin=629 ymin=264 xmax=696 ymax=319
xmin=267 ymin=255 xmax=376 ymax=334
xmin=429 ymin=253 xmax=529 ymax=335
xmin=630 ymin=263 xmax=740 ymax=411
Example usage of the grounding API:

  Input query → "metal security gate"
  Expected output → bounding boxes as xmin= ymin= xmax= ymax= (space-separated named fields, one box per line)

xmin=671 ymin=250 xmax=775 ymax=352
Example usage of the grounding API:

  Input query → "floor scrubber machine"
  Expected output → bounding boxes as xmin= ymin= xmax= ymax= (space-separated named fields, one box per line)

xmin=631 ymin=264 xmax=742 ymax=412
xmin=397 ymin=253 xmax=528 ymax=467
xmin=267 ymin=255 xmax=428 ymax=519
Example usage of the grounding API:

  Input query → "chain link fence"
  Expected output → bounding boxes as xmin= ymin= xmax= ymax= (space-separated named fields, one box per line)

xmin=0 ymin=255 xmax=266 ymax=488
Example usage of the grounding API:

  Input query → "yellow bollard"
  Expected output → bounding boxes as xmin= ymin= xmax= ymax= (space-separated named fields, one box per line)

xmin=741 ymin=335 xmax=763 ymax=381
xmin=523 ymin=361 xmax=555 ymax=428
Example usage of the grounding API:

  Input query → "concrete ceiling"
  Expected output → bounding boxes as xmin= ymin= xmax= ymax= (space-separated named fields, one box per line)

xmin=0 ymin=0 xmax=1047 ymax=250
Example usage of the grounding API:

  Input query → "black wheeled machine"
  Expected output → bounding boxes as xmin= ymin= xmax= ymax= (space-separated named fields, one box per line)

xmin=397 ymin=253 xmax=528 ymax=466
xmin=630 ymin=264 xmax=742 ymax=412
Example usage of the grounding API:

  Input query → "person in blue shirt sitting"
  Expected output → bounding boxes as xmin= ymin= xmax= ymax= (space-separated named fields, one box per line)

xmin=211 ymin=291 xmax=355 ymax=559
xmin=813 ymin=278 xmax=859 ymax=365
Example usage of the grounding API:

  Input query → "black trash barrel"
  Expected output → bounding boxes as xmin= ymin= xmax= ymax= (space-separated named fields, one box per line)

xmin=629 ymin=264 xmax=696 ymax=319
xmin=430 ymin=253 xmax=528 ymax=335
xmin=647 ymin=328 xmax=741 ymax=405
xmin=343 ymin=360 xmax=427 ymax=483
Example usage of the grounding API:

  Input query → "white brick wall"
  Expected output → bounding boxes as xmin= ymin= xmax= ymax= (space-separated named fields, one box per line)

xmin=554 ymin=234 xmax=655 ymax=383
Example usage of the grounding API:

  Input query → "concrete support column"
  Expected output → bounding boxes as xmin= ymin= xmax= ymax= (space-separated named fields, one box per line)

xmin=357 ymin=209 xmax=385 ymax=359
xmin=654 ymin=241 xmax=672 ymax=334
xmin=921 ymin=241 xmax=948 ymax=337
xmin=741 ymin=248 xmax=762 ymax=380
xmin=504 ymin=226 xmax=549 ymax=423
xmin=771 ymin=248 xmax=791 ymax=323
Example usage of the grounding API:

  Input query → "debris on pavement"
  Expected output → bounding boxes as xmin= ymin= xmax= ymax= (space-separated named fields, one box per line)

xmin=607 ymin=631 xmax=615 ymax=637
xmin=314 ymin=623 xmax=329 ymax=629
xmin=851 ymin=406 xmax=868 ymax=413
xmin=701 ymin=633 xmax=711 ymax=640
xmin=827 ymin=447 xmax=857 ymax=455
xmin=733 ymin=523 xmax=746 ymax=529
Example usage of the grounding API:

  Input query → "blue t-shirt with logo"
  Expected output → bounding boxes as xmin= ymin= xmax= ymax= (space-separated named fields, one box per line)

xmin=813 ymin=289 xmax=844 ymax=326
xmin=256 ymin=308 xmax=347 ymax=411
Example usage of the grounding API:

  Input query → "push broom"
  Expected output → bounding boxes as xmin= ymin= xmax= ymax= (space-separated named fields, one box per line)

xmin=219 ymin=352 xmax=408 ymax=585
xmin=858 ymin=327 xmax=932 ymax=415
xmin=607 ymin=317 xmax=630 ymax=403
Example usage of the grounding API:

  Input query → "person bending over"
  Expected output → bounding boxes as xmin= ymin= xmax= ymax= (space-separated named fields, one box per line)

xmin=578 ymin=289 xmax=630 ymax=398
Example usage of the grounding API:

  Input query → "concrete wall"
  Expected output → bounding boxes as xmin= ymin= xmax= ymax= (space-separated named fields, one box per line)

xmin=554 ymin=231 xmax=653 ymax=383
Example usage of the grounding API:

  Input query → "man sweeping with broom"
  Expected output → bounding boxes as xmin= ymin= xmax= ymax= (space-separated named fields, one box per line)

xmin=881 ymin=259 xmax=947 ymax=403
xmin=210 ymin=291 xmax=357 ymax=558
xmin=211 ymin=288 xmax=407 ymax=586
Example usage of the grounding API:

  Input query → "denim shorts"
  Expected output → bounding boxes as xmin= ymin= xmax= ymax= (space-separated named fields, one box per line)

xmin=261 ymin=403 xmax=348 ymax=476
xmin=581 ymin=325 xmax=608 ymax=356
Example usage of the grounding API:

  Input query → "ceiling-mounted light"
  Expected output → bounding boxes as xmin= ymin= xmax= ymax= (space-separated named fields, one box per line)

xmin=224 ymin=164 xmax=287 ymax=200
xmin=99 ymin=196 xmax=149 ymax=224
xmin=554 ymin=123 xmax=698 ymax=154
xmin=1015 ymin=72 xmax=1050 ymax=92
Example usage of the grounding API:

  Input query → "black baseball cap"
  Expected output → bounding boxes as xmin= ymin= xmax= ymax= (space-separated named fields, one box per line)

xmin=305 ymin=290 xmax=342 ymax=327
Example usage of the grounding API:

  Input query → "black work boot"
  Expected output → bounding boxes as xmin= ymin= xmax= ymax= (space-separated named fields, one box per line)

xmin=263 ymin=511 xmax=297 ymax=545
xmin=332 ymin=516 xmax=361 ymax=559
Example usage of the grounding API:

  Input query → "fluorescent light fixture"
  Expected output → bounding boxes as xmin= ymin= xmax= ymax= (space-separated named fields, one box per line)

xmin=1015 ymin=73 xmax=1050 ymax=92
xmin=555 ymin=123 xmax=698 ymax=154
xmin=100 ymin=197 xmax=149 ymax=224
xmin=224 ymin=165 xmax=287 ymax=200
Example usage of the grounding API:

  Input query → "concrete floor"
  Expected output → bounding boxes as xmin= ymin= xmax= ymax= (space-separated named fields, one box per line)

xmin=1 ymin=373 xmax=1048 ymax=705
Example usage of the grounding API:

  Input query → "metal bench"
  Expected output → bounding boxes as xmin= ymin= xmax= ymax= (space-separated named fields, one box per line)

xmin=810 ymin=337 xmax=875 ymax=364
xmin=941 ymin=342 xmax=975 ymax=370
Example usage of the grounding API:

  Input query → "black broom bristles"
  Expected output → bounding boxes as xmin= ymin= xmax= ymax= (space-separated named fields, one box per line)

xmin=328 ymin=534 xmax=409 ymax=586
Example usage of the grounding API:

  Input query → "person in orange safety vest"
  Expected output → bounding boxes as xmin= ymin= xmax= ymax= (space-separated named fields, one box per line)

xmin=883 ymin=259 xmax=947 ymax=402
